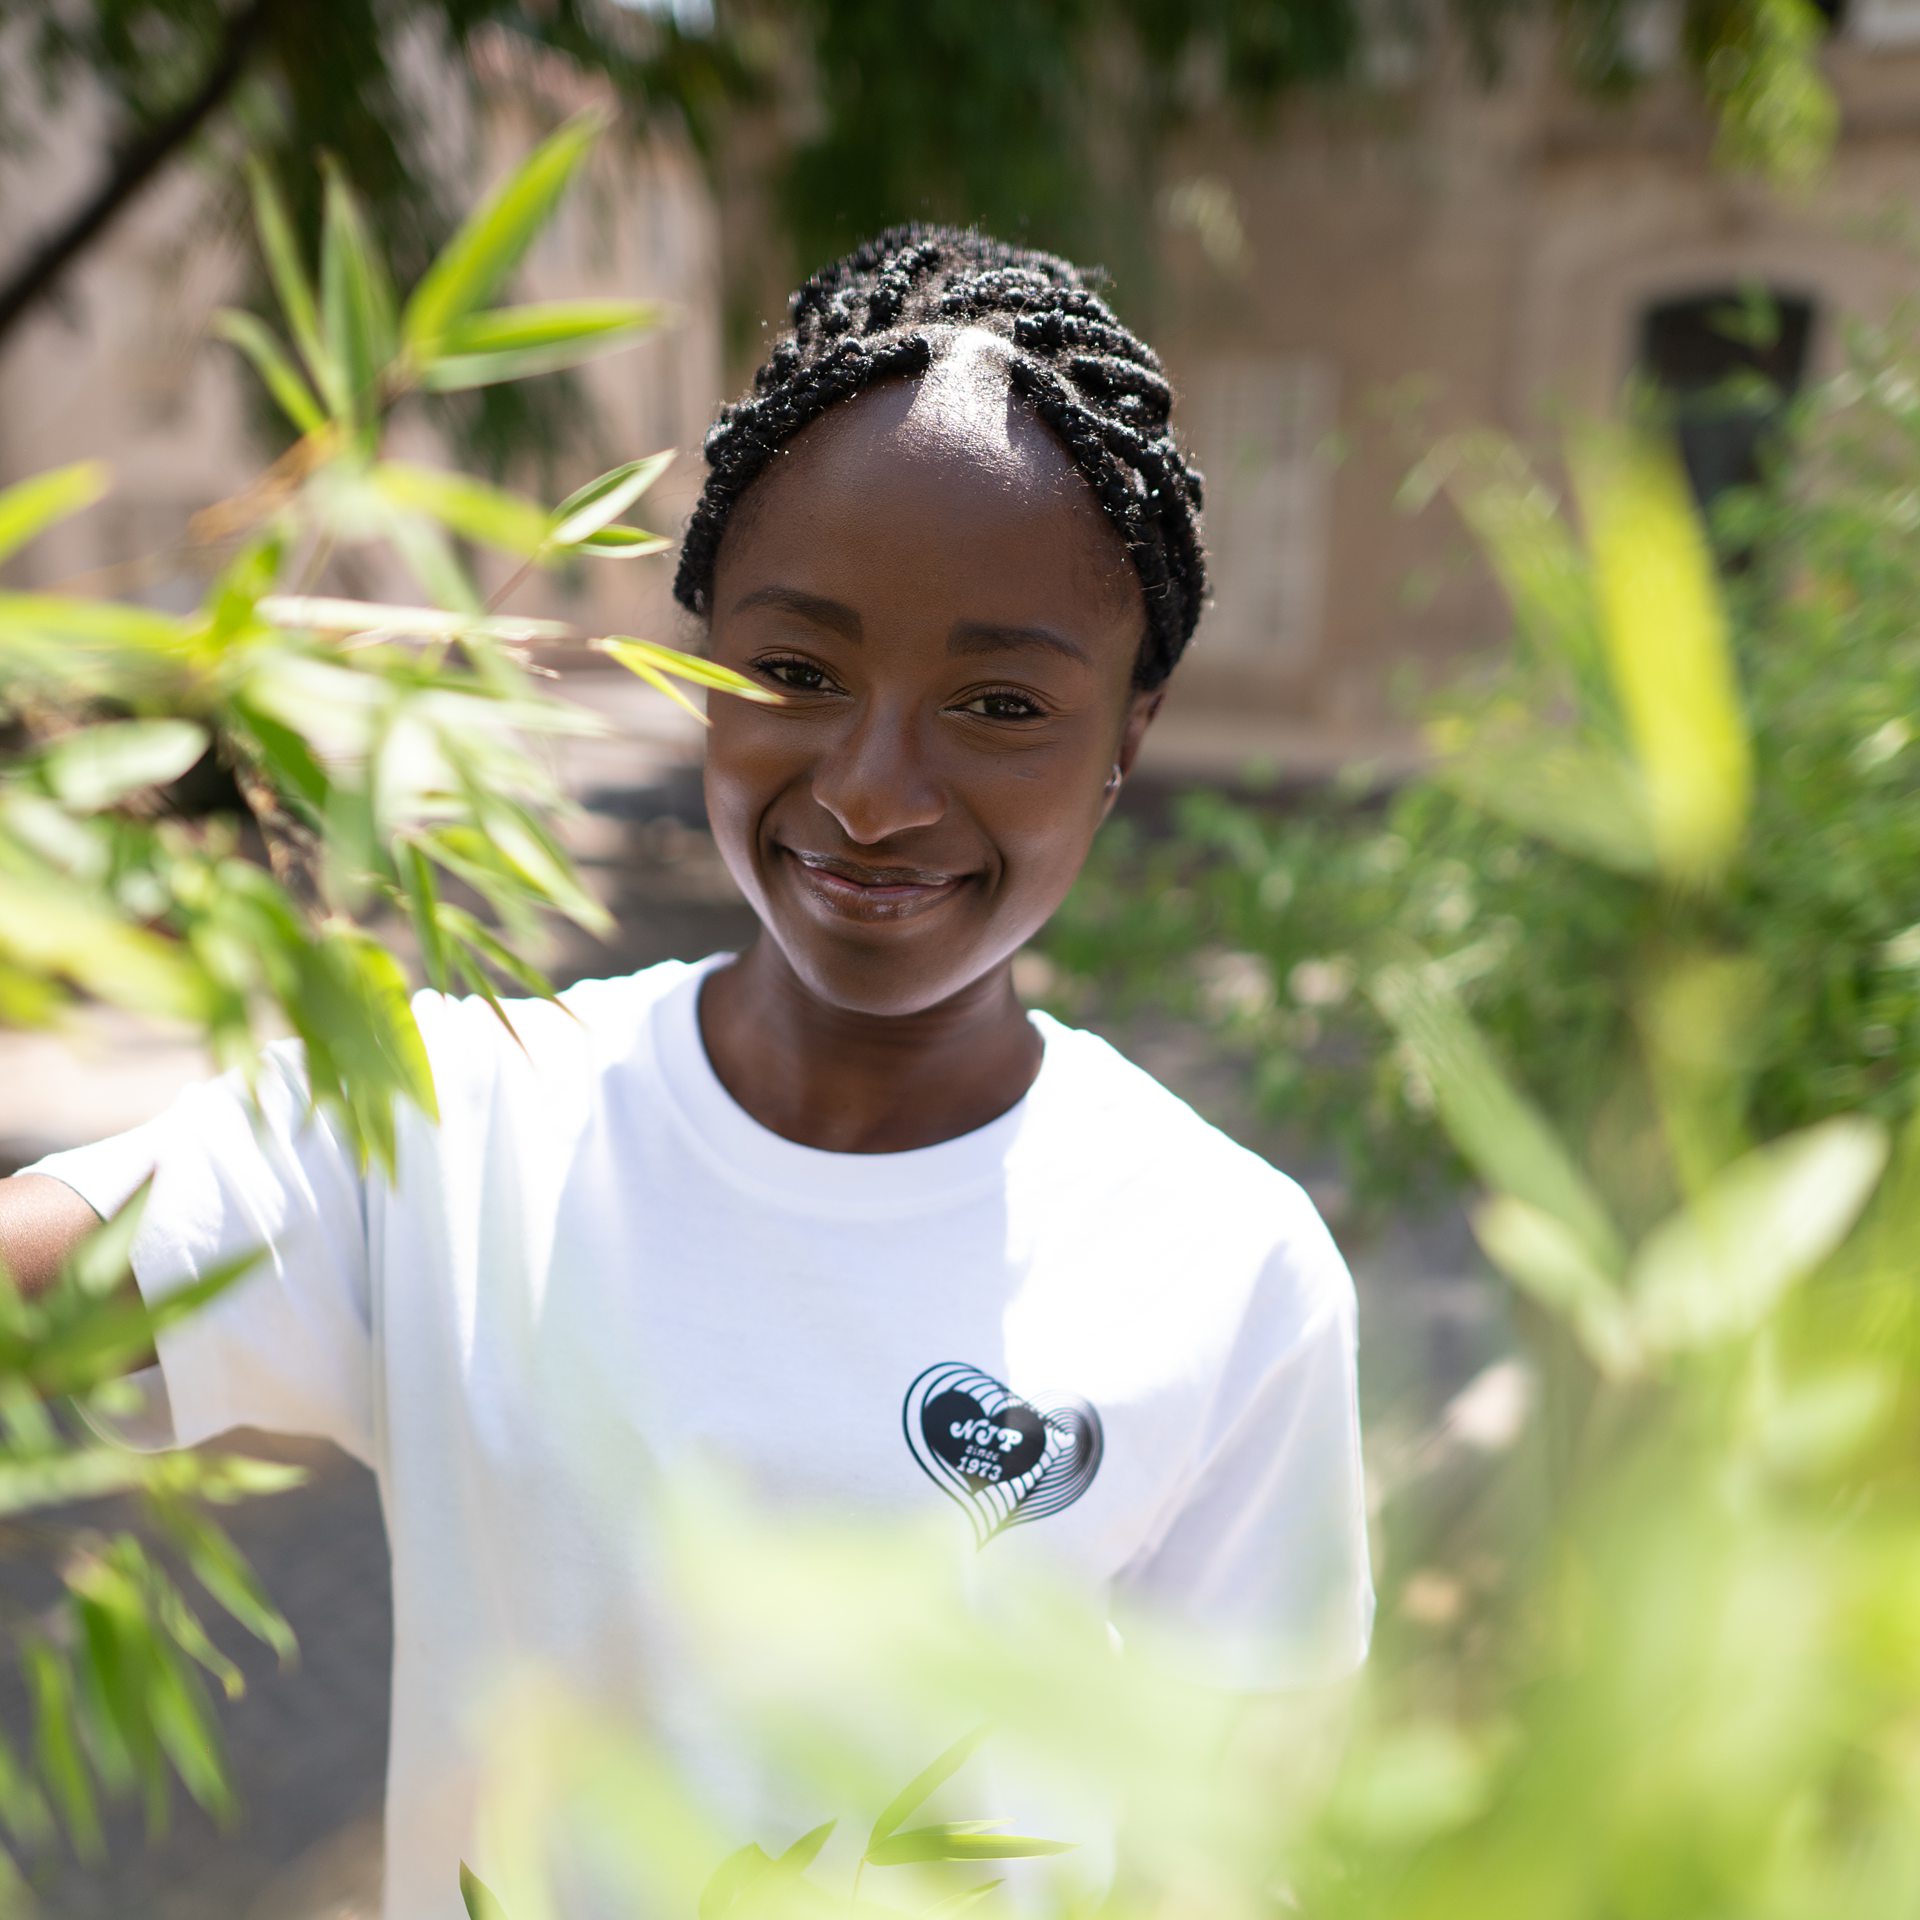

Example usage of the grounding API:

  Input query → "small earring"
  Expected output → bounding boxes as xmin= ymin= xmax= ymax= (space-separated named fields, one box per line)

xmin=1103 ymin=763 xmax=1122 ymax=795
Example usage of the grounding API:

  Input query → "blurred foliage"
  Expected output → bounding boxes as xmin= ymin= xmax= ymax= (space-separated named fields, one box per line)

xmin=0 ymin=117 xmax=772 ymax=1880
xmin=0 ymin=0 xmax=1837 ymax=442
xmin=1045 ymin=317 xmax=1920 ymax=1230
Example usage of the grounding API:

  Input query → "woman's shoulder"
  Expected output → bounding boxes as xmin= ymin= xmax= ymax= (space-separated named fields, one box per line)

xmin=1031 ymin=1011 xmax=1332 ymax=1228
xmin=408 ymin=954 xmax=702 ymax=1085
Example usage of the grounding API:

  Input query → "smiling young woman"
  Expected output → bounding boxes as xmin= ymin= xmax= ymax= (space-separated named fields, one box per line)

xmin=3 ymin=228 xmax=1374 ymax=1918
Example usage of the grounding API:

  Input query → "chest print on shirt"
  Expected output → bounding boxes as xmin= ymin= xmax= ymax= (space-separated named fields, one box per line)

xmin=903 ymin=1361 xmax=1104 ymax=1547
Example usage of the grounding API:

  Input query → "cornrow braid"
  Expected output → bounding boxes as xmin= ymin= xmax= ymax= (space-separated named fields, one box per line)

xmin=673 ymin=224 xmax=1207 ymax=690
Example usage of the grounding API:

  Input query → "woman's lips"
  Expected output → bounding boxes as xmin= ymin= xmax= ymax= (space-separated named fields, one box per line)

xmin=781 ymin=847 xmax=968 ymax=923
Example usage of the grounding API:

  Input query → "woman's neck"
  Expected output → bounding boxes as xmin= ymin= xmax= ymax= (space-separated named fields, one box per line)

xmin=696 ymin=939 xmax=1044 ymax=1154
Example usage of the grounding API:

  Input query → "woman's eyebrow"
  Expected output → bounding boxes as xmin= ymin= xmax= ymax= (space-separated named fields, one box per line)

xmin=948 ymin=621 xmax=1092 ymax=667
xmin=729 ymin=585 xmax=862 ymax=638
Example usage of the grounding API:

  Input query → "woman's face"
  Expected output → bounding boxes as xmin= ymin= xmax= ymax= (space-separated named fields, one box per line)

xmin=702 ymin=331 xmax=1161 ymax=1019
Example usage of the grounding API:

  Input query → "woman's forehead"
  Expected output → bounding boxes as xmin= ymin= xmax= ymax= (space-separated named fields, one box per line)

xmin=714 ymin=344 xmax=1142 ymax=637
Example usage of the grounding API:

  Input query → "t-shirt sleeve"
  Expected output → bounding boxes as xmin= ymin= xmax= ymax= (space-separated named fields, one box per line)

xmin=15 ymin=1035 xmax=376 ymax=1466
xmin=1108 ymin=1189 xmax=1375 ymax=1693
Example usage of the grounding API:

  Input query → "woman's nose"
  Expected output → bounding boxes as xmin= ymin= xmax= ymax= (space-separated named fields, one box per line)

xmin=809 ymin=706 xmax=946 ymax=844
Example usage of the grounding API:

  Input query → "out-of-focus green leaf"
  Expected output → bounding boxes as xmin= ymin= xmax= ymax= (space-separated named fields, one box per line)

xmin=21 ymin=1634 xmax=102 ymax=1858
xmin=247 ymin=160 xmax=341 ymax=418
xmin=403 ymin=109 xmax=606 ymax=357
xmin=1631 ymin=1117 xmax=1889 ymax=1352
xmin=0 ymin=590 xmax=185 ymax=654
xmin=373 ymin=465 xmax=553 ymax=558
xmin=321 ymin=160 xmax=397 ymax=428
xmin=595 ymin=641 xmax=783 ymax=710
xmin=0 ymin=1724 xmax=54 ymax=1849
xmin=548 ymin=452 xmax=675 ymax=548
xmin=574 ymin=525 xmax=671 ymax=559
xmin=151 ymin=1499 xmax=297 ymax=1666
xmin=1570 ymin=424 xmax=1752 ymax=884
xmin=865 ymin=1825 xmax=1074 ymax=1865
xmin=699 ymin=1842 xmax=776 ymax=1919
xmin=1472 ymin=1194 xmax=1640 ymax=1376
xmin=0 ymin=461 xmax=111 ymax=568
xmin=420 ymin=300 xmax=669 ymax=391
xmin=257 ymin=595 xmax=571 ymax=643
xmin=867 ymin=1725 xmax=990 ymax=1852
xmin=1371 ymin=953 xmax=1625 ymax=1275
xmin=1428 ymin=732 xmax=1655 ymax=875
xmin=923 ymin=1881 xmax=1005 ymax=1913
xmin=460 ymin=1861 xmax=512 ymax=1920
xmin=144 ymin=1629 xmax=233 ymax=1821
xmin=777 ymin=1819 xmax=836 ymax=1870
xmin=0 ymin=871 xmax=212 ymax=1023
xmin=210 ymin=310 xmax=326 ymax=436
xmin=39 ymin=719 xmax=208 ymax=812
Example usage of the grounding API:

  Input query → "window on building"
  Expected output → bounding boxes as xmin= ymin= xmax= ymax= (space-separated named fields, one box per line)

xmin=1636 ymin=290 xmax=1815 ymax=518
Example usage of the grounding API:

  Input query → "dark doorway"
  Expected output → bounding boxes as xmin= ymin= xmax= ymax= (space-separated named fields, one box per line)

xmin=1635 ymin=289 xmax=1816 ymax=517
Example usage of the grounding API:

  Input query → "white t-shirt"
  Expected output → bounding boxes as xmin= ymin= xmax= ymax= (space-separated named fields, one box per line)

xmin=22 ymin=952 xmax=1373 ymax=1918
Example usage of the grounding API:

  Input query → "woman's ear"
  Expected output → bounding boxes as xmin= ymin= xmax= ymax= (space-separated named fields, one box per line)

xmin=1116 ymin=688 xmax=1165 ymax=784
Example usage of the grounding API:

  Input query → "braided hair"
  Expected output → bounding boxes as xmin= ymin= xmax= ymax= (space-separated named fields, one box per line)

xmin=673 ymin=225 xmax=1207 ymax=691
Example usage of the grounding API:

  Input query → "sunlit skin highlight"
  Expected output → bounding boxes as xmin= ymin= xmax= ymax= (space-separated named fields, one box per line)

xmin=697 ymin=328 xmax=1163 ymax=1154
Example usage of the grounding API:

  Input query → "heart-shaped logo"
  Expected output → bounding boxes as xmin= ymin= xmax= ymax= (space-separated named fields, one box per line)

xmin=903 ymin=1361 xmax=1103 ymax=1547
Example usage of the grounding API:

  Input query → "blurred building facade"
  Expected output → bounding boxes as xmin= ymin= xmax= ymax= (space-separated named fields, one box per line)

xmin=1144 ymin=2 xmax=1920 ymax=777
xmin=5 ymin=13 xmax=1920 ymax=781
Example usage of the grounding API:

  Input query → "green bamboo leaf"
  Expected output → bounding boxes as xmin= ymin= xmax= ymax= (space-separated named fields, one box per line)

xmin=321 ymin=159 xmax=397 ymax=426
xmin=447 ymin=942 xmax=533 ymax=1059
xmin=602 ymin=651 xmax=710 ymax=728
xmin=925 ymin=1882 xmax=1005 ymax=1914
xmin=699 ymin=1843 xmax=776 ymax=1919
xmin=460 ymin=1861 xmax=512 ymax=1920
xmin=1471 ymin=1195 xmax=1641 ymax=1377
xmin=868 ymin=1726 xmax=991 ymax=1852
xmin=573 ymin=525 xmax=670 ymax=558
xmin=591 ymin=634 xmax=781 ymax=702
xmin=21 ymin=1634 xmax=102 ymax=1858
xmin=548 ymin=451 xmax=675 ymax=547
xmin=0 ymin=872 xmax=214 ymax=1024
xmin=435 ymin=903 xmax=555 ymax=1000
xmin=403 ymin=109 xmax=606 ymax=355
xmin=1370 ymin=953 xmax=1625 ymax=1277
xmin=0 ymin=590 xmax=186 ymax=653
xmin=247 ymin=160 xmax=342 ymax=417
xmin=210 ymin=310 xmax=326 ymax=435
xmin=1569 ymin=423 xmax=1752 ymax=884
xmin=152 ymin=1501 xmax=298 ymax=1666
xmin=257 ymin=595 xmax=571 ymax=643
xmin=0 ymin=461 xmax=110 ymax=568
xmin=401 ymin=842 xmax=451 ymax=993
xmin=777 ymin=1819 xmax=836 ymax=1871
xmin=443 ymin=299 xmax=667 ymax=353
xmin=373 ymin=464 xmax=553 ymax=558
xmin=148 ymin=1564 xmax=246 ymax=1702
xmin=1630 ymin=1117 xmax=1890 ymax=1353
xmin=1428 ymin=732 xmax=1656 ymax=876
xmin=482 ymin=802 xmax=612 ymax=936
xmin=144 ymin=1632 xmax=234 ymax=1821
xmin=865 ymin=1826 xmax=1075 ymax=1867
xmin=39 ymin=718 xmax=209 ymax=812
xmin=0 ymin=1725 xmax=55 ymax=1849
xmin=419 ymin=299 xmax=669 ymax=392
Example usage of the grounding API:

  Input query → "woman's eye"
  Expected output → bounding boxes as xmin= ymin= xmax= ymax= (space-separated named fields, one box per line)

xmin=757 ymin=657 xmax=834 ymax=693
xmin=957 ymin=690 xmax=1047 ymax=722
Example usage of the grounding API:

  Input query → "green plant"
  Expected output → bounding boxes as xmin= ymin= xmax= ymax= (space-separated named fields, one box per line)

xmin=0 ymin=112 xmax=771 ymax=1879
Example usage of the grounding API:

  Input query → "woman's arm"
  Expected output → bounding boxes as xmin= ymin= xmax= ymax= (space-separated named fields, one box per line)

xmin=0 ymin=1171 xmax=111 ymax=1299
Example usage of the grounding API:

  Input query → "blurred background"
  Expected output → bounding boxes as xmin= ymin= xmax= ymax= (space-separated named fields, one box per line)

xmin=1 ymin=0 xmax=1914 ymax=1913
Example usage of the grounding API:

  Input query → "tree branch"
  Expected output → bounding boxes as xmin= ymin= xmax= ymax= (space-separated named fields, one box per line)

xmin=0 ymin=0 xmax=275 ymax=353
